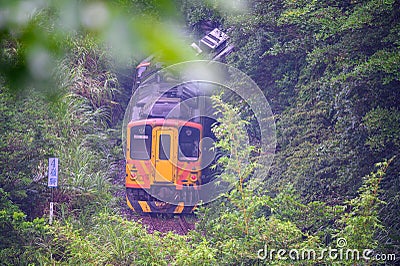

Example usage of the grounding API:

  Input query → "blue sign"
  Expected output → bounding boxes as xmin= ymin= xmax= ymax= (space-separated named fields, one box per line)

xmin=48 ymin=158 xmax=58 ymax=187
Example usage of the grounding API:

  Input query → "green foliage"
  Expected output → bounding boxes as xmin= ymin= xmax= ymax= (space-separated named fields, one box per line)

xmin=0 ymin=201 xmax=48 ymax=265
xmin=27 ymin=211 xmax=217 ymax=265
xmin=1 ymin=0 xmax=400 ymax=264
xmin=47 ymin=213 xmax=166 ymax=265
xmin=0 ymin=90 xmax=58 ymax=215
xmin=363 ymin=107 xmax=400 ymax=152
xmin=335 ymin=158 xmax=394 ymax=265
xmin=179 ymin=0 xmax=224 ymax=28
xmin=269 ymin=185 xmax=340 ymax=239
xmin=215 ymin=2 xmax=400 ymax=245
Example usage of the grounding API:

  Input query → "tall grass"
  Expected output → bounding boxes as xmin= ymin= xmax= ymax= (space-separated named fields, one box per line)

xmin=44 ymin=36 xmax=124 ymax=221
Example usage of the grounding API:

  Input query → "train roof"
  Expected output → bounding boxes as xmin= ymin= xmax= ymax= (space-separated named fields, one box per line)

xmin=127 ymin=118 xmax=203 ymax=129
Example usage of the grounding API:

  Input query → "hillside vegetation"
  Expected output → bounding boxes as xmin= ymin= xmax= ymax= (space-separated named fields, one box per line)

xmin=1 ymin=0 xmax=399 ymax=265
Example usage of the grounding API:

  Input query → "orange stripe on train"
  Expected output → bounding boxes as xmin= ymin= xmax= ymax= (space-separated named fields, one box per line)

xmin=133 ymin=160 xmax=151 ymax=188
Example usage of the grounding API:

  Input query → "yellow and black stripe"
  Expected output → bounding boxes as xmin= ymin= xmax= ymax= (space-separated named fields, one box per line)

xmin=126 ymin=196 xmax=196 ymax=214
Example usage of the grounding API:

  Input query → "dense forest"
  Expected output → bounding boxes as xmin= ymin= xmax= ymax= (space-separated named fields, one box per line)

xmin=1 ymin=0 xmax=399 ymax=265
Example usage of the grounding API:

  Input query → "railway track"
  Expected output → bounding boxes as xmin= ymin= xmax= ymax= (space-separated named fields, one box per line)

xmin=178 ymin=216 xmax=190 ymax=234
xmin=145 ymin=214 xmax=193 ymax=235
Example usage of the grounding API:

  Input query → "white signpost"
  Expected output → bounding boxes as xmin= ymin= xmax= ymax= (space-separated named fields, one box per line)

xmin=49 ymin=202 xmax=54 ymax=225
xmin=48 ymin=158 xmax=58 ymax=224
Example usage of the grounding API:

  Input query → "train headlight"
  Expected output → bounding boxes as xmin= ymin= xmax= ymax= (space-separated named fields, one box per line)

xmin=190 ymin=173 xmax=197 ymax=182
xmin=130 ymin=171 xmax=137 ymax=180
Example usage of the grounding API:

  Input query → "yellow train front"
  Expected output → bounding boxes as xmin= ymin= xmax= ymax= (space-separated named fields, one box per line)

xmin=126 ymin=118 xmax=202 ymax=214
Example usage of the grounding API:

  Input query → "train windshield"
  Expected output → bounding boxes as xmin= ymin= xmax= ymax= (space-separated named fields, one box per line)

xmin=130 ymin=125 xmax=152 ymax=160
xmin=178 ymin=126 xmax=200 ymax=161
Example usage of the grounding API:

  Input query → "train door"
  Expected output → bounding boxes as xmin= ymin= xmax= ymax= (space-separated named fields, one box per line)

xmin=154 ymin=128 xmax=176 ymax=183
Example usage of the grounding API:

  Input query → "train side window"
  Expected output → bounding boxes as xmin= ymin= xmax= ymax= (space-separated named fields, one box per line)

xmin=130 ymin=125 xmax=152 ymax=160
xmin=159 ymin=134 xmax=171 ymax=160
xmin=179 ymin=126 xmax=200 ymax=161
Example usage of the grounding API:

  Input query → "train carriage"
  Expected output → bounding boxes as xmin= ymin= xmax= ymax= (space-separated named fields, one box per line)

xmin=125 ymin=28 xmax=233 ymax=214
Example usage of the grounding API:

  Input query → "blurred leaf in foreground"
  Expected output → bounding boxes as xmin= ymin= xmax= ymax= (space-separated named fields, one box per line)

xmin=0 ymin=0 xmax=196 ymax=99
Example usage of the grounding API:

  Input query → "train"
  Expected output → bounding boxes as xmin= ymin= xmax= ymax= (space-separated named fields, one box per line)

xmin=124 ymin=29 xmax=234 ymax=214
